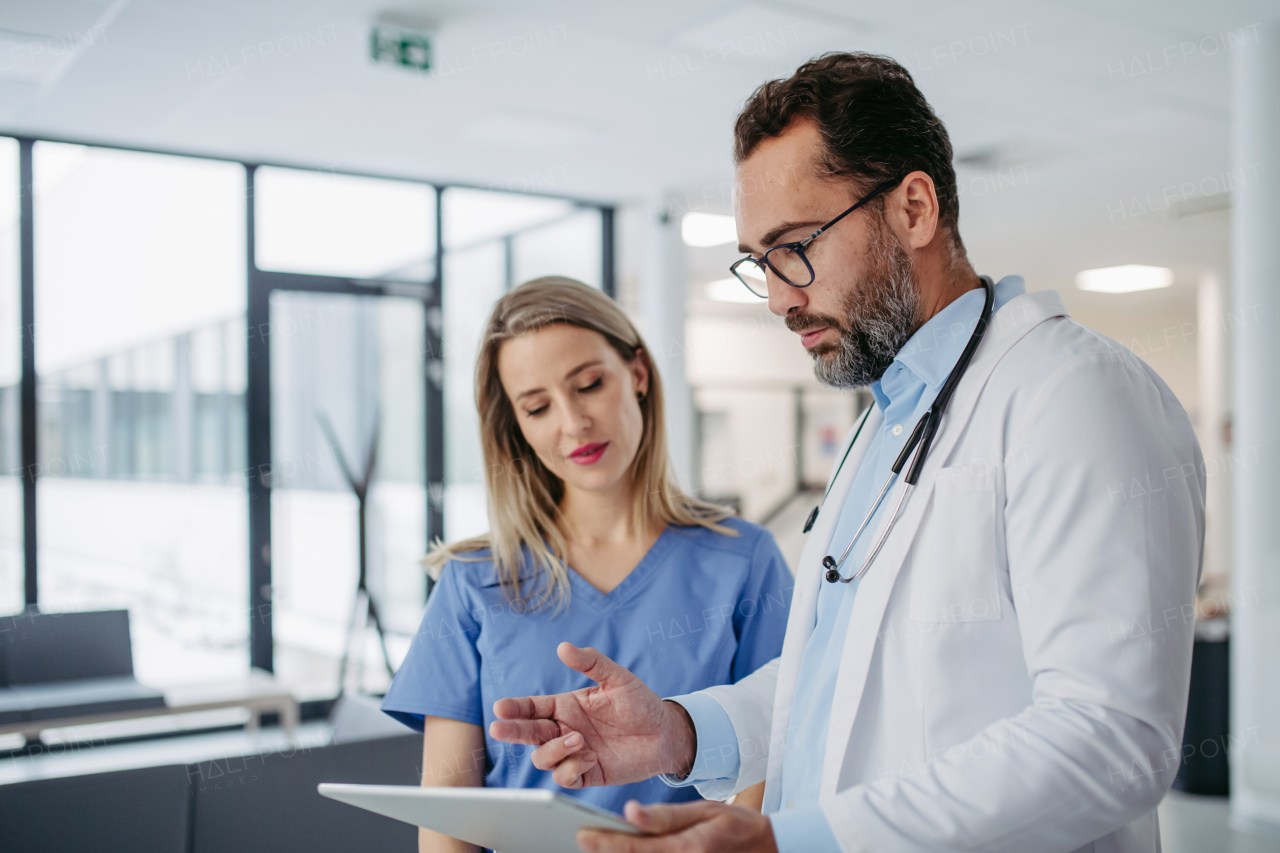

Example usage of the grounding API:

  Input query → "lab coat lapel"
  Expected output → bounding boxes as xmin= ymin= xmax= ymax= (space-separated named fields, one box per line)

xmin=820 ymin=290 xmax=1069 ymax=793
xmin=762 ymin=405 xmax=882 ymax=814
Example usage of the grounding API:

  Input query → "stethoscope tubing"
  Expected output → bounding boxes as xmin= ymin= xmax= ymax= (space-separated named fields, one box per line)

xmin=826 ymin=446 xmax=920 ymax=584
xmin=822 ymin=276 xmax=996 ymax=584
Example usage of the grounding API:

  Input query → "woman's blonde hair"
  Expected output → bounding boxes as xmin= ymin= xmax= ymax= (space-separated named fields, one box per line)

xmin=425 ymin=276 xmax=734 ymax=607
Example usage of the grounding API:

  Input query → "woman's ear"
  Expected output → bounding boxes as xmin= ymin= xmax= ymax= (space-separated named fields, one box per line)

xmin=631 ymin=348 xmax=651 ymax=399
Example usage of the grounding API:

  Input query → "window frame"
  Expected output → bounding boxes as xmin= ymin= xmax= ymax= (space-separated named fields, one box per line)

xmin=9 ymin=134 xmax=616 ymax=675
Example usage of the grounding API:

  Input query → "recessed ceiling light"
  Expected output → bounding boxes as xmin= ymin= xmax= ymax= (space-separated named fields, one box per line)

xmin=681 ymin=212 xmax=737 ymax=247
xmin=1076 ymin=264 xmax=1173 ymax=294
xmin=459 ymin=111 xmax=599 ymax=152
xmin=706 ymin=277 xmax=761 ymax=303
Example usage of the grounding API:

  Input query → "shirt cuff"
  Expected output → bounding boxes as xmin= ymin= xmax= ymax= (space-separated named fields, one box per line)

xmin=657 ymin=691 xmax=740 ymax=787
xmin=770 ymin=803 xmax=842 ymax=853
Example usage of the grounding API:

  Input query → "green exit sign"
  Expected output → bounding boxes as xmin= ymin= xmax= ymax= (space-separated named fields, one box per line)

xmin=371 ymin=24 xmax=432 ymax=71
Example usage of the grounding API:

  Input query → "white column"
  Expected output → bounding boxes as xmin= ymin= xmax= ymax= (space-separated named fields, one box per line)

xmin=1196 ymin=272 xmax=1230 ymax=595
xmin=1230 ymin=19 xmax=1280 ymax=832
xmin=639 ymin=198 xmax=693 ymax=490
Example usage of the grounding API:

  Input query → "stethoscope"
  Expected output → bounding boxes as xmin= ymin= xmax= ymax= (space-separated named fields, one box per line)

xmin=810 ymin=276 xmax=997 ymax=584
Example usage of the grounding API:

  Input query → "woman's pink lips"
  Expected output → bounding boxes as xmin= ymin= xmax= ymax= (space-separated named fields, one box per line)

xmin=800 ymin=327 xmax=830 ymax=348
xmin=568 ymin=441 xmax=609 ymax=465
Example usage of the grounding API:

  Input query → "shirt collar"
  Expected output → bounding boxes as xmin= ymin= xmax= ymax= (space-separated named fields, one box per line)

xmin=870 ymin=275 xmax=1026 ymax=409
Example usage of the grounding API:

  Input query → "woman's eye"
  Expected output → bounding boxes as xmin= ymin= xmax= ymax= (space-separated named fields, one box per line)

xmin=525 ymin=404 xmax=548 ymax=417
xmin=579 ymin=377 xmax=603 ymax=393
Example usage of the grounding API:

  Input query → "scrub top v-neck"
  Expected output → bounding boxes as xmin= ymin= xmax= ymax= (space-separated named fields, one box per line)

xmin=382 ymin=516 xmax=793 ymax=813
xmin=560 ymin=524 xmax=675 ymax=611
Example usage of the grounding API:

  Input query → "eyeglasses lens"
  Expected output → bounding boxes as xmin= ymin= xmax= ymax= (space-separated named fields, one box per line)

xmin=732 ymin=260 xmax=769 ymax=297
xmin=764 ymin=246 xmax=813 ymax=287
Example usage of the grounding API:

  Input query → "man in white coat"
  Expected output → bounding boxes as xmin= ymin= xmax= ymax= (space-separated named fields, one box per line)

xmin=490 ymin=53 xmax=1205 ymax=853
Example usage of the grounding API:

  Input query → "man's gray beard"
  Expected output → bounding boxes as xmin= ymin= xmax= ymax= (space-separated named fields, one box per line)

xmin=810 ymin=232 xmax=919 ymax=389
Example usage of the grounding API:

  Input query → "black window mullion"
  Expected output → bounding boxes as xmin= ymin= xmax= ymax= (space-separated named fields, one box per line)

xmin=601 ymin=206 xmax=616 ymax=299
xmin=245 ymin=163 xmax=274 ymax=672
xmin=253 ymin=269 xmax=433 ymax=301
xmin=18 ymin=138 xmax=36 ymax=610
xmin=425 ymin=187 xmax=444 ymax=600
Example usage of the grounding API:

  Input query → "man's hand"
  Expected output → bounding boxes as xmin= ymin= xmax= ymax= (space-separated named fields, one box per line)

xmin=578 ymin=800 xmax=778 ymax=853
xmin=489 ymin=642 xmax=696 ymax=788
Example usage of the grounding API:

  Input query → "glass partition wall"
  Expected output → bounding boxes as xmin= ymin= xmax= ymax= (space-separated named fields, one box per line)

xmin=33 ymin=144 xmax=248 ymax=685
xmin=2 ymin=136 xmax=614 ymax=701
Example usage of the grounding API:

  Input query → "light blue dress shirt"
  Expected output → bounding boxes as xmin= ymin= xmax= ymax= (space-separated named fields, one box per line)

xmin=664 ymin=276 xmax=1025 ymax=852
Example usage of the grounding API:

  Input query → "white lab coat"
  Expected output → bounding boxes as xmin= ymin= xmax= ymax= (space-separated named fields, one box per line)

xmin=695 ymin=289 xmax=1205 ymax=852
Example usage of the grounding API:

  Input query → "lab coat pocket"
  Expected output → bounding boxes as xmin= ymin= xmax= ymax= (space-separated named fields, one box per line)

xmin=908 ymin=466 xmax=1001 ymax=622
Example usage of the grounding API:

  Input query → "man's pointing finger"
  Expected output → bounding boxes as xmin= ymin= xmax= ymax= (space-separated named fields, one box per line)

xmin=489 ymin=718 xmax=561 ymax=745
xmin=493 ymin=694 xmax=557 ymax=721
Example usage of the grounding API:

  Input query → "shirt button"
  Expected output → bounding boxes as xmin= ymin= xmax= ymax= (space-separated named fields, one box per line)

xmin=786 ymin=800 xmax=796 ymax=810
xmin=891 ymin=423 xmax=904 ymax=437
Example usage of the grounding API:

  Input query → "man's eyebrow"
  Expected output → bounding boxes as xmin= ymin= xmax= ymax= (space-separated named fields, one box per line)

xmin=514 ymin=359 xmax=604 ymax=401
xmin=738 ymin=220 xmax=824 ymax=254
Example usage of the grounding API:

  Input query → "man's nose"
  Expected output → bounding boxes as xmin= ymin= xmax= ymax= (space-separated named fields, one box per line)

xmin=766 ymin=269 xmax=806 ymax=318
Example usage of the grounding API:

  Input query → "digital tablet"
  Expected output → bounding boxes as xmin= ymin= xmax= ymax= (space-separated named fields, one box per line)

xmin=318 ymin=783 xmax=642 ymax=853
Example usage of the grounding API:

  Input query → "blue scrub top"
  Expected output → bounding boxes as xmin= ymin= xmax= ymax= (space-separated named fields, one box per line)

xmin=381 ymin=516 xmax=793 ymax=812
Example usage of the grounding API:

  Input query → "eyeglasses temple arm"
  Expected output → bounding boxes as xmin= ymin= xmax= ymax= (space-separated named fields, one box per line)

xmin=801 ymin=179 xmax=901 ymax=247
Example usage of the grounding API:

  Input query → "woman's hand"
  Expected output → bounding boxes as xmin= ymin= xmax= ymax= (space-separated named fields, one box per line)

xmin=489 ymin=642 xmax=697 ymax=788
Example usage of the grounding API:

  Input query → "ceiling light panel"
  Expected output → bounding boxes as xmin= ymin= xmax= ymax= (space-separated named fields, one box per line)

xmin=706 ymin=277 xmax=761 ymax=303
xmin=682 ymin=211 xmax=737 ymax=247
xmin=1075 ymin=265 xmax=1174 ymax=293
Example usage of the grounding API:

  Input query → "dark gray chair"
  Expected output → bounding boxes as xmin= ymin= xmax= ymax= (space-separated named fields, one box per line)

xmin=190 ymin=732 xmax=421 ymax=853
xmin=0 ymin=610 xmax=165 ymax=725
xmin=0 ymin=763 xmax=191 ymax=853
xmin=0 ymin=630 xmax=422 ymax=853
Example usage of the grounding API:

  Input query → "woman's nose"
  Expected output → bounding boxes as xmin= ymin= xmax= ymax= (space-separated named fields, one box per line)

xmin=557 ymin=402 xmax=591 ymax=436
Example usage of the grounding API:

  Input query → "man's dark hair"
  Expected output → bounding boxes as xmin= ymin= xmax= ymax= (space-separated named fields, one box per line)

xmin=734 ymin=52 xmax=964 ymax=253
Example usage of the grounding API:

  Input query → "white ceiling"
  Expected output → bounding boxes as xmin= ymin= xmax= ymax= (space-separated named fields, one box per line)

xmin=0 ymin=0 xmax=1272 ymax=319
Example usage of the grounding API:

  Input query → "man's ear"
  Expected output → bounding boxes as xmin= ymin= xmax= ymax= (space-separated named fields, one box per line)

xmin=886 ymin=170 xmax=940 ymax=251
xmin=631 ymin=348 xmax=651 ymax=398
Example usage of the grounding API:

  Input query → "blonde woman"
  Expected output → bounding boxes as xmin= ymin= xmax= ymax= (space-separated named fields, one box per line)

xmin=381 ymin=277 xmax=792 ymax=851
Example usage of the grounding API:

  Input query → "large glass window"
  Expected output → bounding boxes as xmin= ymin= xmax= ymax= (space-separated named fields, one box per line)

xmin=441 ymin=189 xmax=594 ymax=542
xmin=254 ymin=165 xmax=437 ymax=697
xmin=34 ymin=143 xmax=248 ymax=686
xmin=269 ymin=291 xmax=425 ymax=698
xmin=7 ymin=137 xmax=607 ymax=698
xmin=255 ymin=167 xmax=435 ymax=281
xmin=0 ymin=138 xmax=18 ymax=616
xmin=513 ymin=207 xmax=603 ymax=288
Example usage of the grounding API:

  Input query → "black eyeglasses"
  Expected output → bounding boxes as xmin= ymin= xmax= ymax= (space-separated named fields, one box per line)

xmin=729 ymin=179 xmax=902 ymax=298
